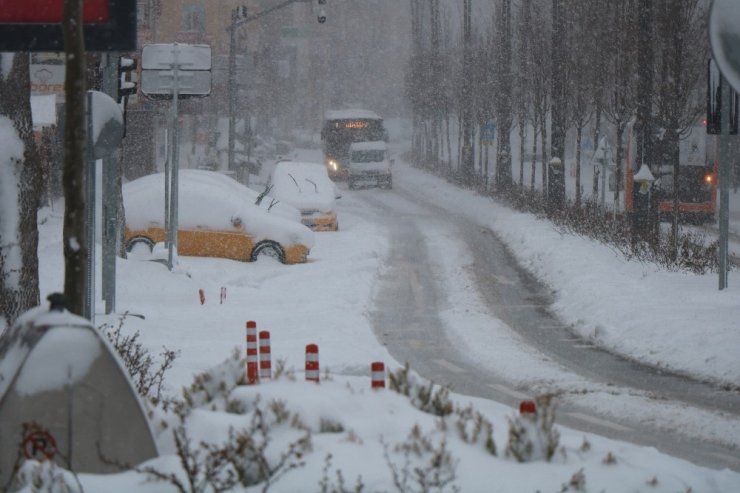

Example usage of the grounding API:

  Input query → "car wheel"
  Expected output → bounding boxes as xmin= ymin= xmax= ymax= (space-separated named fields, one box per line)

xmin=125 ymin=237 xmax=154 ymax=258
xmin=250 ymin=241 xmax=285 ymax=263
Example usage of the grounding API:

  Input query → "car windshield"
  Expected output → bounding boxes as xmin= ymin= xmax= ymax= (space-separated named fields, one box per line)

xmin=351 ymin=150 xmax=385 ymax=163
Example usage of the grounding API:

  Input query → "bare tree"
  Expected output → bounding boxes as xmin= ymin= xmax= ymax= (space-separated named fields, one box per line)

xmin=603 ymin=0 xmax=639 ymax=210
xmin=0 ymin=54 xmax=42 ymax=330
xmin=494 ymin=0 xmax=513 ymax=190
xmin=653 ymin=0 xmax=707 ymax=254
xmin=564 ymin=0 xmax=596 ymax=207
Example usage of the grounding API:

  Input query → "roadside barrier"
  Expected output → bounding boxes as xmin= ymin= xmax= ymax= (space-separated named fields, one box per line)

xmin=371 ymin=361 xmax=385 ymax=388
xmin=519 ymin=400 xmax=536 ymax=415
xmin=305 ymin=344 xmax=319 ymax=382
xmin=259 ymin=330 xmax=272 ymax=380
xmin=199 ymin=289 xmax=205 ymax=305
xmin=245 ymin=321 xmax=259 ymax=385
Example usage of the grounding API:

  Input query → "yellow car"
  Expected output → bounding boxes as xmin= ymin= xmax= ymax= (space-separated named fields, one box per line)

xmin=268 ymin=161 xmax=341 ymax=232
xmin=123 ymin=170 xmax=314 ymax=264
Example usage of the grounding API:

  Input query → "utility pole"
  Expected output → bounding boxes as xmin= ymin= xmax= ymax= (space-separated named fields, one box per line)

xmin=228 ymin=7 xmax=246 ymax=176
xmin=227 ymin=0 xmax=320 ymax=178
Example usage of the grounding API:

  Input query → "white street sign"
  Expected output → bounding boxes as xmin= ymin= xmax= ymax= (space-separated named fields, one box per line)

xmin=141 ymin=43 xmax=212 ymax=71
xmin=141 ymin=70 xmax=212 ymax=97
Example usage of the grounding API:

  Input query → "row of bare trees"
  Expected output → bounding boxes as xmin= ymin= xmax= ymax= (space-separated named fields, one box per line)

xmin=406 ymin=0 xmax=708 ymax=214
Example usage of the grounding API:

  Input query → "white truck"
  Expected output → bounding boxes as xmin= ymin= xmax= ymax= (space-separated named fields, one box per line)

xmin=347 ymin=140 xmax=393 ymax=190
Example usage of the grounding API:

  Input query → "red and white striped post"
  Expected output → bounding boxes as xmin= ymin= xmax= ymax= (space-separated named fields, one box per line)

xmin=305 ymin=344 xmax=319 ymax=382
xmin=519 ymin=400 xmax=536 ymax=415
xmin=371 ymin=361 xmax=385 ymax=389
xmin=199 ymin=289 xmax=205 ymax=305
xmin=245 ymin=321 xmax=259 ymax=385
xmin=259 ymin=330 xmax=272 ymax=380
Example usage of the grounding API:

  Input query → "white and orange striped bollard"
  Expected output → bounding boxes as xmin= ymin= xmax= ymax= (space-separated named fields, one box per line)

xmin=245 ymin=321 xmax=259 ymax=385
xmin=305 ymin=344 xmax=319 ymax=382
xmin=371 ymin=362 xmax=385 ymax=389
xmin=259 ymin=330 xmax=272 ymax=380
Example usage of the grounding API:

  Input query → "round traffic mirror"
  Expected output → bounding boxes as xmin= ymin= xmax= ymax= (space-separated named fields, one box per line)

xmin=709 ymin=0 xmax=740 ymax=92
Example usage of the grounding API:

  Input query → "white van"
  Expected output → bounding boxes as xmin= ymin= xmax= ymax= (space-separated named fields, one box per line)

xmin=347 ymin=141 xmax=393 ymax=189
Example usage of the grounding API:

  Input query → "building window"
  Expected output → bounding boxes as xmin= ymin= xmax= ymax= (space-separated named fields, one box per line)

xmin=182 ymin=4 xmax=206 ymax=32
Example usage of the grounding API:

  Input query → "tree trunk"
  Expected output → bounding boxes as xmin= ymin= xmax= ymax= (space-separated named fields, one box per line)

xmin=0 ymin=54 xmax=42 ymax=330
xmin=62 ymin=0 xmax=89 ymax=316
xmin=615 ymin=123 xmax=626 ymax=209
xmin=519 ymin=123 xmax=526 ymax=189
xmin=531 ymin=117 xmax=539 ymax=191
xmin=575 ymin=123 xmax=583 ymax=207
xmin=540 ymin=116 xmax=548 ymax=192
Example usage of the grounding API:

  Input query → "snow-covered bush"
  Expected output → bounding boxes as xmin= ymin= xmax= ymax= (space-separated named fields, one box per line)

xmin=9 ymin=460 xmax=82 ymax=493
xmin=388 ymin=363 xmax=453 ymax=417
xmin=504 ymin=394 xmax=560 ymax=463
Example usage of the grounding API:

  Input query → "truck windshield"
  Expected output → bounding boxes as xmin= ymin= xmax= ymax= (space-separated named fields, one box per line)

xmin=352 ymin=150 xmax=385 ymax=163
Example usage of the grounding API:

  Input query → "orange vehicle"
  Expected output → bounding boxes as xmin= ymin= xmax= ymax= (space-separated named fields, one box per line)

xmin=623 ymin=122 xmax=717 ymax=224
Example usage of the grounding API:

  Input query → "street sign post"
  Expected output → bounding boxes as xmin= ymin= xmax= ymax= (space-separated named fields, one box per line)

xmin=708 ymin=0 xmax=740 ymax=290
xmin=141 ymin=43 xmax=212 ymax=270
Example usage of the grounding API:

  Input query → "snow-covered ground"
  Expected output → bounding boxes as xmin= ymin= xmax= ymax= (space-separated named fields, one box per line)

xmin=15 ymin=148 xmax=740 ymax=491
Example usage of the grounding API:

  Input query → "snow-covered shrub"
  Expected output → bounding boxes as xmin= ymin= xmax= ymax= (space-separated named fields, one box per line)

xmin=98 ymin=312 xmax=178 ymax=404
xmin=504 ymin=394 xmax=560 ymax=463
xmin=388 ymin=364 xmax=453 ymax=417
xmin=318 ymin=453 xmax=364 ymax=493
xmin=180 ymin=348 xmax=245 ymax=414
xmin=452 ymin=404 xmax=496 ymax=456
xmin=140 ymin=405 xmax=311 ymax=491
xmin=9 ymin=460 xmax=82 ymax=493
xmin=384 ymin=425 xmax=459 ymax=493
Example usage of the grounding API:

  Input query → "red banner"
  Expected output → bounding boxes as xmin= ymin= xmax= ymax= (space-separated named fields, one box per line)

xmin=0 ymin=0 xmax=110 ymax=23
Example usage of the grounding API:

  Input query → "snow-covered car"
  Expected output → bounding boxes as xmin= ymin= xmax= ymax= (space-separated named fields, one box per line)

xmin=183 ymin=169 xmax=301 ymax=223
xmin=347 ymin=141 xmax=393 ymax=190
xmin=268 ymin=161 xmax=341 ymax=231
xmin=123 ymin=170 xmax=314 ymax=264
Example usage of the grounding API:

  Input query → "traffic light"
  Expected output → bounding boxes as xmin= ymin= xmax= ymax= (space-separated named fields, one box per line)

xmin=316 ymin=0 xmax=327 ymax=23
xmin=117 ymin=56 xmax=138 ymax=103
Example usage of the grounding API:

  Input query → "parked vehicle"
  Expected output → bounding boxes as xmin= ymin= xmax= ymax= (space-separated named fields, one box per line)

xmin=269 ymin=161 xmax=341 ymax=231
xmin=123 ymin=170 xmax=314 ymax=264
xmin=347 ymin=141 xmax=393 ymax=190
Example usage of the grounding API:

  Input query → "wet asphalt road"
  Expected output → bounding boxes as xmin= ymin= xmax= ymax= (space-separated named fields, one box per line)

xmin=355 ymin=183 xmax=740 ymax=472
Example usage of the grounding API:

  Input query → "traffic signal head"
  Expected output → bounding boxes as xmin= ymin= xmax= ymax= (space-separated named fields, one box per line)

xmin=118 ymin=56 xmax=138 ymax=103
xmin=316 ymin=0 xmax=327 ymax=23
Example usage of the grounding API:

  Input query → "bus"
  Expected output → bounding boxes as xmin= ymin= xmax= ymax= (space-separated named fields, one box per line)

xmin=321 ymin=109 xmax=387 ymax=180
xmin=623 ymin=122 xmax=717 ymax=224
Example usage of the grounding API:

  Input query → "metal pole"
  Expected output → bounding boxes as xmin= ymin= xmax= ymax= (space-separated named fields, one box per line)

xmin=228 ymin=9 xmax=237 ymax=173
xmin=101 ymin=54 xmax=118 ymax=314
xmin=719 ymin=75 xmax=730 ymax=289
xmin=85 ymin=90 xmax=96 ymax=321
xmin=168 ymin=45 xmax=181 ymax=271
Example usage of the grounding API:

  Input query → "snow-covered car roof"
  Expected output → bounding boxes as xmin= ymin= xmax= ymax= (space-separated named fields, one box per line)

xmin=324 ymin=109 xmax=381 ymax=121
xmin=349 ymin=140 xmax=387 ymax=151
xmin=269 ymin=161 xmax=339 ymax=212
xmin=123 ymin=170 xmax=314 ymax=249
